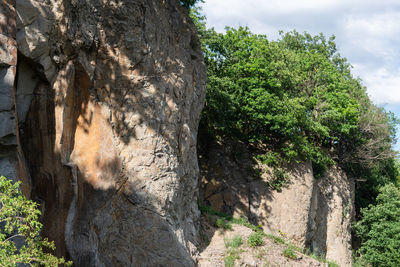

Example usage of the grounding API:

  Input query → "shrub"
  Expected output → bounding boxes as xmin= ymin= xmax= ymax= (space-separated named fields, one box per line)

xmin=0 ymin=176 xmax=71 ymax=266
xmin=353 ymin=183 xmax=400 ymax=266
xmin=248 ymin=232 xmax=264 ymax=247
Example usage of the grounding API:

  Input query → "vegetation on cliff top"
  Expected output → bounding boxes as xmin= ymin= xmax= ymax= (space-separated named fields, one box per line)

xmin=0 ymin=176 xmax=70 ymax=266
xmin=191 ymin=6 xmax=399 ymax=266
xmin=191 ymin=6 xmax=398 ymax=203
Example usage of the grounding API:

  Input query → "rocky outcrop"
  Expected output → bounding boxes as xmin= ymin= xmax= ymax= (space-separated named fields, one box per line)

xmin=2 ymin=0 xmax=354 ymax=265
xmin=199 ymin=137 xmax=354 ymax=266
xmin=307 ymin=166 xmax=354 ymax=267
xmin=0 ymin=0 xmax=30 ymax=195
xmin=2 ymin=0 xmax=206 ymax=265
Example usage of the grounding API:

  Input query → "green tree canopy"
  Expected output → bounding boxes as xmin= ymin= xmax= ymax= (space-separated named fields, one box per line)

xmin=192 ymin=9 xmax=398 ymax=201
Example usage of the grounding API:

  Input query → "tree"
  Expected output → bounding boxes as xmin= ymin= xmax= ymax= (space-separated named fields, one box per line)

xmin=0 ymin=176 xmax=70 ymax=266
xmin=198 ymin=26 xmax=367 ymax=172
xmin=192 ymin=9 xmax=398 ymax=198
xmin=353 ymin=183 xmax=400 ymax=266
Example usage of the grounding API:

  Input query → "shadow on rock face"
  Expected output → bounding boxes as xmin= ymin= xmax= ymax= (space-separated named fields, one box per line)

xmin=16 ymin=0 xmax=206 ymax=265
xmin=197 ymin=128 xmax=354 ymax=266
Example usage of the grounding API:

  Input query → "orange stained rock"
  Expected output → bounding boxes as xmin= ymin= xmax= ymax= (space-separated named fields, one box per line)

xmin=71 ymin=101 xmax=120 ymax=190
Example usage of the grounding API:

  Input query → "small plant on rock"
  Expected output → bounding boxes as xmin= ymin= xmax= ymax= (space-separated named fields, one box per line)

xmin=248 ymin=232 xmax=264 ymax=247
xmin=283 ymin=245 xmax=297 ymax=260
xmin=328 ymin=261 xmax=340 ymax=267
xmin=225 ymin=235 xmax=243 ymax=248
xmin=216 ymin=218 xmax=233 ymax=230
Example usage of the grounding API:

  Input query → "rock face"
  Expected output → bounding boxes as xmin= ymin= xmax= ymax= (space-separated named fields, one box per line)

xmin=0 ymin=0 xmax=18 ymax=180
xmin=2 ymin=0 xmax=206 ymax=265
xmin=199 ymin=137 xmax=354 ymax=266
xmin=307 ymin=166 xmax=354 ymax=267
xmin=0 ymin=0 xmax=31 ymax=195
xmin=2 ymin=0 xmax=354 ymax=265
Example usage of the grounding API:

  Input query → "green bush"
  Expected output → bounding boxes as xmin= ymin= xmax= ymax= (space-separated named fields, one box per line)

xmin=0 ymin=176 xmax=71 ymax=266
xmin=353 ymin=183 xmax=400 ymax=266
xmin=248 ymin=232 xmax=264 ymax=247
xmin=283 ymin=245 xmax=297 ymax=260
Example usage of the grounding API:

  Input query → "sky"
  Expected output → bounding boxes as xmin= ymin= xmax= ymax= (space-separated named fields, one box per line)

xmin=200 ymin=0 xmax=400 ymax=150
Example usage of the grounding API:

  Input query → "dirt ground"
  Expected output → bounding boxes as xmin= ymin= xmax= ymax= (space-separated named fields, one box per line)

xmin=198 ymin=218 xmax=328 ymax=267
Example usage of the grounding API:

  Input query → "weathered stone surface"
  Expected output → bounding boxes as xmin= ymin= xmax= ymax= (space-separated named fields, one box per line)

xmin=0 ymin=1 xmax=17 ymax=183
xmin=199 ymin=136 xmax=354 ymax=266
xmin=0 ymin=157 xmax=17 ymax=182
xmin=0 ymin=33 xmax=17 ymax=66
xmin=307 ymin=166 xmax=354 ymax=267
xmin=16 ymin=60 xmax=39 ymax=121
xmin=16 ymin=0 xmax=56 ymax=80
xmin=0 ymin=111 xmax=16 ymax=141
xmin=256 ymin=160 xmax=314 ymax=246
xmin=0 ymin=0 xmax=16 ymax=37
xmin=0 ymin=67 xmax=15 ymax=111
xmin=14 ymin=0 xmax=206 ymax=265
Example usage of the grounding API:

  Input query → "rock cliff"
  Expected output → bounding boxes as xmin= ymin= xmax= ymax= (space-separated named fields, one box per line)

xmin=198 ymin=136 xmax=354 ymax=266
xmin=1 ymin=0 xmax=206 ymax=265
xmin=2 ymin=0 xmax=355 ymax=266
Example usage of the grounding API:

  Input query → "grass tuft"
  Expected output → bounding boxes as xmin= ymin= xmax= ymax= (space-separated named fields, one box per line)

xmin=225 ymin=235 xmax=243 ymax=249
xmin=283 ymin=245 xmax=297 ymax=260
xmin=248 ymin=232 xmax=264 ymax=247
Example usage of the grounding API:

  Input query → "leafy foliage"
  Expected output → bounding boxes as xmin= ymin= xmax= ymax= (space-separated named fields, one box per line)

xmin=0 ymin=176 xmax=70 ymax=266
xmin=193 ymin=9 xmax=398 ymax=204
xmin=201 ymin=25 xmax=397 ymax=171
xmin=353 ymin=184 xmax=400 ymax=266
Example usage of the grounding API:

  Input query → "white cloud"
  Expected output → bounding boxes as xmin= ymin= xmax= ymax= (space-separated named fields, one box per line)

xmin=342 ymin=12 xmax=400 ymax=61
xmin=355 ymin=66 xmax=400 ymax=105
